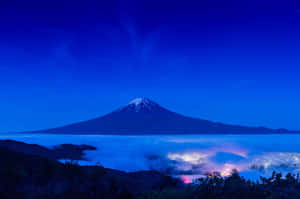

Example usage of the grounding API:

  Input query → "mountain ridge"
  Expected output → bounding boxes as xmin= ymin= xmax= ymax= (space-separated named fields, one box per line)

xmin=31 ymin=98 xmax=296 ymax=135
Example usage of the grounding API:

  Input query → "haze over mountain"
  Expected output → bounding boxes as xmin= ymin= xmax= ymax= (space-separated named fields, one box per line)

xmin=34 ymin=98 xmax=295 ymax=135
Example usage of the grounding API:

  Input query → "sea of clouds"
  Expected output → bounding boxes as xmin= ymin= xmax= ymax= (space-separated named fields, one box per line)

xmin=2 ymin=134 xmax=300 ymax=182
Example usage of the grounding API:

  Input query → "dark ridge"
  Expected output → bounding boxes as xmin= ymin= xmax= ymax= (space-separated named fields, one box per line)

xmin=0 ymin=145 xmax=179 ymax=199
xmin=0 ymin=139 xmax=96 ymax=160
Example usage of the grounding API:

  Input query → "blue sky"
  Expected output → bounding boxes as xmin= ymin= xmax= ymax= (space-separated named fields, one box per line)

xmin=0 ymin=0 xmax=300 ymax=132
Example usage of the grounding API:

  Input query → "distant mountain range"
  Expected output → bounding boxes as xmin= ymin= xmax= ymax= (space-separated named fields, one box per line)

xmin=32 ymin=98 xmax=297 ymax=135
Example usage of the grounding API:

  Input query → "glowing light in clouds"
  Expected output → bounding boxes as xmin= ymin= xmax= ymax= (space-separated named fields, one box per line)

xmin=250 ymin=152 xmax=300 ymax=171
xmin=166 ymin=148 xmax=248 ymax=180
xmin=167 ymin=152 xmax=208 ymax=164
xmin=220 ymin=164 xmax=239 ymax=176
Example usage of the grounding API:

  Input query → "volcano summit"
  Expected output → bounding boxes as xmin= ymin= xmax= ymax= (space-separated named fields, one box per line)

xmin=34 ymin=98 xmax=293 ymax=135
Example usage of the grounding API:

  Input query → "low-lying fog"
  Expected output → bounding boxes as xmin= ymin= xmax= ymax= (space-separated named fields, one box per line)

xmin=2 ymin=134 xmax=300 ymax=183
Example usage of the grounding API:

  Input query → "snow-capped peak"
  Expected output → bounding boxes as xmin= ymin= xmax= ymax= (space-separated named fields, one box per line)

xmin=129 ymin=98 xmax=151 ymax=106
xmin=123 ymin=97 xmax=159 ymax=112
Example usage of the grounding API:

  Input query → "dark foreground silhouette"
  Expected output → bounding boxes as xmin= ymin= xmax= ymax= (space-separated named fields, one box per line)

xmin=0 ymin=146 xmax=178 ymax=199
xmin=1 ymin=141 xmax=300 ymax=199
xmin=141 ymin=170 xmax=300 ymax=199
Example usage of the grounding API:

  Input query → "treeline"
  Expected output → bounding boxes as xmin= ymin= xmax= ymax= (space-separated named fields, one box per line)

xmin=138 ymin=170 xmax=300 ymax=199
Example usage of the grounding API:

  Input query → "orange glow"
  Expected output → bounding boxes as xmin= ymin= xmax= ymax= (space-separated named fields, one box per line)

xmin=181 ymin=176 xmax=192 ymax=184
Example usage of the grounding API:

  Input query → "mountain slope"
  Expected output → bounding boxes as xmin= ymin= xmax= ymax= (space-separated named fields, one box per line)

xmin=35 ymin=98 xmax=293 ymax=134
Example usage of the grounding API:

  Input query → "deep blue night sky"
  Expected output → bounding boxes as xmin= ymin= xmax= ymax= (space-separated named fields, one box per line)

xmin=0 ymin=0 xmax=300 ymax=132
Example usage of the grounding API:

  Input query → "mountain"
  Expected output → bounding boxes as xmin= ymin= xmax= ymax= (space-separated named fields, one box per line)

xmin=34 ymin=97 xmax=294 ymax=134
